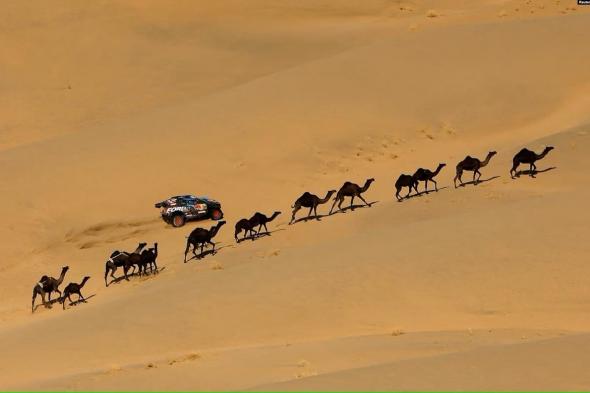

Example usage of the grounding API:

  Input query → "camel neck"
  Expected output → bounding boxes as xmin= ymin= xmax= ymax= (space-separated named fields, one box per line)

xmin=481 ymin=154 xmax=493 ymax=167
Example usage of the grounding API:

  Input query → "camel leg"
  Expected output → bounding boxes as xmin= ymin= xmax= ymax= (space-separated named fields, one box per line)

xmin=358 ymin=194 xmax=369 ymax=206
xmin=290 ymin=206 xmax=300 ymax=224
xmin=432 ymin=179 xmax=438 ymax=191
xmin=79 ymin=292 xmax=86 ymax=303
xmin=110 ymin=266 xmax=117 ymax=282
xmin=511 ymin=161 xmax=519 ymax=178
xmin=314 ymin=205 xmax=320 ymax=219
xmin=184 ymin=240 xmax=191 ymax=263
xmin=32 ymin=287 xmax=42 ymax=313
xmin=263 ymin=223 xmax=269 ymax=233
xmin=395 ymin=186 xmax=402 ymax=201
xmin=530 ymin=163 xmax=536 ymax=177
xmin=208 ymin=240 xmax=216 ymax=253
xmin=476 ymin=170 xmax=482 ymax=183
xmin=424 ymin=180 xmax=428 ymax=192
xmin=104 ymin=263 xmax=111 ymax=287
xmin=349 ymin=196 xmax=355 ymax=211
xmin=307 ymin=207 xmax=313 ymax=218
xmin=123 ymin=266 xmax=130 ymax=281
xmin=329 ymin=198 xmax=339 ymax=214
xmin=454 ymin=170 xmax=462 ymax=188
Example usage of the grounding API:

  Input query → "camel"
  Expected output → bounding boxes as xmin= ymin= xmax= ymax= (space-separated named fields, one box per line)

xmin=249 ymin=211 xmax=281 ymax=235
xmin=290 ymin=190 xmax=336 ymax=224
xmin=510 ymin=146 xmax=554 ymax=178
xmin=235 ymin=218 xmax=257 ymax=242
xmin=138 ymin=243 xmax=159 ymax=276
xmin=104 ymin=242 xmax=146 ymax=286
xmin=61 ymin=276 xmax=91 ymax=310
xmin=394 ymin=173 xmax=418 ymax=201
xmin=184 ymin=221 xmax=226 ymax=262
xmin=454 ymin=151 xmax=497 ymax=188
xmin=32 ymin=266 xmax=69 ymax=312
xmin=413 ymin=163 xmax=446 ymax=192
xmin=329 ymin=178 xmax=375 ymax=214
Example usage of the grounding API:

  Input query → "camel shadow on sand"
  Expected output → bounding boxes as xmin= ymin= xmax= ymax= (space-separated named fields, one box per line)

xmin=513 ymin=166 xmax=556 ymax=178
xmin=106 ymin=266 xmax=166 ymax=287
xmin=32 ymin=294 xmax=97 ymax=312
xmin=32 ymin=297 xmax=62 ymax=312
xmin=397 ymin=186 xmax=449 ymax=202
xmin=63 ymin=294 xmax=97 ymax=308
xmin=456 ymin=175 xmax=500 ymax=188
xmin=331 ymin=201 xmax=378 ymax=214
xmin=290 ymin=214 xmax=330 ymax=225
xmin=236 ymin=228 xmax=286 ymax=243
xmin=185 ymin=245 xmax=233 ymax=262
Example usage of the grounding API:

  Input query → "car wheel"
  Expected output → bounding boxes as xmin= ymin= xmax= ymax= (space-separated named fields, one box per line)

xmin=210 ymin=209 xmax=223 ymax=221
xmin=171 ymin=214 xmax=186 ymax=227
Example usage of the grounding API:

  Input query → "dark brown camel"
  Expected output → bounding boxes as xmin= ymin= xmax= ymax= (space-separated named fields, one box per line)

xmin=235 ymin=218 xmax=257 ymax=242
xmin=249 ymin=211 xmax=281 ymax=235
xmin=184 ymin=221 xmax=226 ymax=262
xmin=290 ymin=190 xmax=336 ymax=224
xmin=329 ymin=178 xmax=375 ymax=214
xmin=394 ymin=174 xmax=418 ymax=201
xmin=454 ymin=151 xmax=497 ymax=188
xmin=138 ymin=243 xmax=158 ymax=276
xmin=32 ymin=266 xmax=69 ymax=312
xmin=61 ymin=276 xmax=91 ymax=310
xmin=510 ymin=146 xmax=554 ymax=178
xmin=413 ymin=163 xmax=446 ymax=192
xmin=104 ymin=242 xmax=146 ymax=286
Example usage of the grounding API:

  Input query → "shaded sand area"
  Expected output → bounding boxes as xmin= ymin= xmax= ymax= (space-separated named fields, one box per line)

xmin=1 ymin=0 xmax=589 ymax=390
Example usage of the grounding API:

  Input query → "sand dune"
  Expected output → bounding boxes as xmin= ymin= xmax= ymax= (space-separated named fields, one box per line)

xmin=1 ymin=0 xmax=589 ymax=390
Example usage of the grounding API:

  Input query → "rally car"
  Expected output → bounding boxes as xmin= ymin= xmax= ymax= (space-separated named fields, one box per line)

xmin=155 ymin=195 xmax=224 ymax=227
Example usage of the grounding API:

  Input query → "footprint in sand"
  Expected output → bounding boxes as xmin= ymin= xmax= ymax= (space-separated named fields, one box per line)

xmin=210 ymin=261 xmax=224 ymax=270
xmin=168 ymin=353 xmax=202 ymax=366
xmin=295 ymin=359 xmax=318 ymax=379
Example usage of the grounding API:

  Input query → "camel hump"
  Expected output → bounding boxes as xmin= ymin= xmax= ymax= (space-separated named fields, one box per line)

xmin=518 ymin=148 xmax=531 ymax=155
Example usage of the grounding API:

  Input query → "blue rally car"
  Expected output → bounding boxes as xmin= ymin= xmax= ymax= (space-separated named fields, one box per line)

xmin=155 ymin=195 xmax=224 ymax=227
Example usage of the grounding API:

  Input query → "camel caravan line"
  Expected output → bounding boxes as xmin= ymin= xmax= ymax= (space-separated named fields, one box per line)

xmin=31 ymin=146 xmax=554 ymax=313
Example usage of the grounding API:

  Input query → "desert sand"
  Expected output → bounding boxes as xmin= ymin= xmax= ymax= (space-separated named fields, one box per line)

xmin=1 ymin=0 xmax=590 ymax=390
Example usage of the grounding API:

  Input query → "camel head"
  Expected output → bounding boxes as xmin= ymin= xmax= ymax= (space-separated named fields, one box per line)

xmin=487 ymin=151 xmax=497 ymax=158
xmin=270 ymin=211 xmax=282 ymax=220
xmin=81 ymin=276 xmax=91 ymax=284
xmin=61 ymin=266 xmax=70 ymax=274
xmin=211 ymin=220 xmax=226 ymax=232
xmin=138 ymin=242 xmax=148 ymax=249
xmin=438 ymin=163 xmax=447 ymax=169
xmin=544 ymin=146 xmax=555 ymax=153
